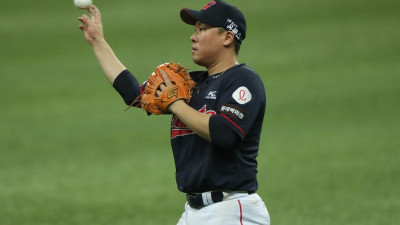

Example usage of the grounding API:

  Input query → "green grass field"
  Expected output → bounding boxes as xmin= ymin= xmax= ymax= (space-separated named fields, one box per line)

xmin=1 ymin=0 xmax=399 ymax=224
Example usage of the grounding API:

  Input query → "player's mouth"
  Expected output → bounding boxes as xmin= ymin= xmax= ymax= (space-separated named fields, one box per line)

xmin=192 ymin=46 xmax=198 ymax=54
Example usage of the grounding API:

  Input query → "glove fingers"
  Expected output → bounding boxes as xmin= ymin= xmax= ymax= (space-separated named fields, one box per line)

xmin=156 ymin=67 xmax=177 ymax=86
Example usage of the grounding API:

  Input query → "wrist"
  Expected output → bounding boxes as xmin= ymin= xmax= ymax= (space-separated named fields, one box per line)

xmin=91 ymin=37 xmax=106 ymax=46
xmin=169 ymin=99 xmax=185 ymax=114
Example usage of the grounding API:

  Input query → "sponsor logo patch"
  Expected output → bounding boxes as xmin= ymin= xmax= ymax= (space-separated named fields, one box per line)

xmin=205 ymin=91 xmax=217 ymax=100
xmin=220 ymin=103 xmax=246 ymax=121
xmin=232 ymin=86 xmax=252 ymax=104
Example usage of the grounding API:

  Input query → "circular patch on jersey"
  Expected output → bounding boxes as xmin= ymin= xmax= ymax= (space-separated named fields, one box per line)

xmin=232 ymin=86 xmax=252 ymax=104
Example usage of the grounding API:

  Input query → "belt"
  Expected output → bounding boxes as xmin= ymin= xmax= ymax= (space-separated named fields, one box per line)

xmin=186 ymin=191 xmax=255 ymax=209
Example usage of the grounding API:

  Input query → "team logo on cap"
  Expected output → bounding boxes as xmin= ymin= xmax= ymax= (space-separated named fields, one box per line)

xmin=202 ymin=1 xmax=216 ymax=10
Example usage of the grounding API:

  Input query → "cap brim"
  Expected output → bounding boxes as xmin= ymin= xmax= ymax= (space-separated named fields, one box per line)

xmin=180 ymin=8 xmax=200 ymax=25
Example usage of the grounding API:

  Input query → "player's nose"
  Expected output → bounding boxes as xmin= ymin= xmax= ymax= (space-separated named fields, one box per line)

xmin=190 ymin=33 xmax=197 ymax=43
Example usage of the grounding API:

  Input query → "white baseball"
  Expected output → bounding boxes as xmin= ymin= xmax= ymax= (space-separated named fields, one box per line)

xmin=74 ymin=0 xmax=92 ymax=9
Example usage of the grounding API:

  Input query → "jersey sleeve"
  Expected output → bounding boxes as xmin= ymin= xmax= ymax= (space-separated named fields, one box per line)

xmin=113 ymin=69 xmax=146 ymax=107
xmin=209 ymin=115 xmax=241 ymax=149
xmin=215 ymin=68 xmax=266 ymax=139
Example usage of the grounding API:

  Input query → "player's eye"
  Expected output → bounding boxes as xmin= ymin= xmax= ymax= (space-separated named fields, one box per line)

xmin=194 ymin=28 xmax=205 ymax=33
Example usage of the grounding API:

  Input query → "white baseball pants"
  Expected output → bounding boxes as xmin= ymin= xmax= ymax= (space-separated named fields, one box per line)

xmin=176 ymin=193 xmax=270 ymax=225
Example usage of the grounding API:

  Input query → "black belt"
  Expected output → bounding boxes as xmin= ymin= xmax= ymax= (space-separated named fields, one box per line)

xmin=186 ymin=191 xmax=255 ymax=209
xmin=186 ymin=191 xmax=224 ymax=209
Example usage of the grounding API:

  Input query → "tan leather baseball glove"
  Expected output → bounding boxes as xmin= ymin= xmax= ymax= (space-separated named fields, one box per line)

xmin=139 ymin=62 xmax=196 ymax=114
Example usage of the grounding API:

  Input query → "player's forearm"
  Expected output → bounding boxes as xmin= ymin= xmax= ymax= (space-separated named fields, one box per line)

xmin=169 ymin=101 xmax=211 ymax=141
xmin=92 ymin=38 xmax=126 ymax=84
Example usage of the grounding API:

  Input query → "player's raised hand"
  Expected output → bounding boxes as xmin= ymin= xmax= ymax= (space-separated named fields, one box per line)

xmin=78 ymin=5 xmax=104 ymax=45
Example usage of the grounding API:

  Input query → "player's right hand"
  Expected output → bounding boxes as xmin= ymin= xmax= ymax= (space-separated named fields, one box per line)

xmin=78 ymin=5 xmax=104 ymax=45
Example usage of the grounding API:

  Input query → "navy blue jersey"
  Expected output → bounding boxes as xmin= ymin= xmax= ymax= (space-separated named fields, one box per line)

xmin=170 ymin=64 xmax=266 ymax=193
xmin=113 ymin=64 xmax=266 ymax=194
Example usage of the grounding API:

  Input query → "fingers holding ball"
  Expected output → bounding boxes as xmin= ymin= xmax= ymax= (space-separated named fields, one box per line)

xmin=74 ymin=0 xmax=93 ymax=9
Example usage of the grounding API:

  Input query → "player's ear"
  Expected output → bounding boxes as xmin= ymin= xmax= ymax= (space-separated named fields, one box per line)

xmin=223 ymin=31 xmax=235 ymax=47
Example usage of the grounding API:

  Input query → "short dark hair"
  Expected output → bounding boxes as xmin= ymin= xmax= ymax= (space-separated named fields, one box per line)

xmin=218 ymin=27 xmax=241 ymax=55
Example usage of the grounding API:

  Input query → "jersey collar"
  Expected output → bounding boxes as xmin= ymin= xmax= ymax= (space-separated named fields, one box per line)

xmin=208 ymin=63 xmax=244 ymax=80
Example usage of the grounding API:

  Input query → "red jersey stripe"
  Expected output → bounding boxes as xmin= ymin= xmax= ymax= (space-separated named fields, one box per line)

xmin=221 ymin=114 xmax=245 ymax=137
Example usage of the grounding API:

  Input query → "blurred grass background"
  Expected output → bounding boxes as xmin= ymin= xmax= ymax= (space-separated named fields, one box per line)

xmin=1 ymin=0 xmax=399 ymax=224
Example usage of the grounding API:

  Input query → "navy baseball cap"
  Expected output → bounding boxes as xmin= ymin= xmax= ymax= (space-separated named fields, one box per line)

xmin=180 ymin=0 xmax=246 ymax=44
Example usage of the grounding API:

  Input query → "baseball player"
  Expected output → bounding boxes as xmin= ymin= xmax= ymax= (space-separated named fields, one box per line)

xmin=78 ymin=1 xmax=270 ymax=224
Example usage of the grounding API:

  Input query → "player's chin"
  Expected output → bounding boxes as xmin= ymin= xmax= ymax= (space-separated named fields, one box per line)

xmin=192 ymin=56 xmax=206 ymax=67
xmin=192 ymin=59 xmax=205 ymax=67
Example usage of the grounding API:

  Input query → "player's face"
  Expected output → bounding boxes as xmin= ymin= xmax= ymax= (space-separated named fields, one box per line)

xmin=191 ymin=22 xmax=226 ymax=68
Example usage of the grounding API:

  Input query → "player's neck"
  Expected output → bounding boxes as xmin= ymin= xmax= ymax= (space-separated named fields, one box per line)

xmin=207 ymin=57 xmax=239 ymax=76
